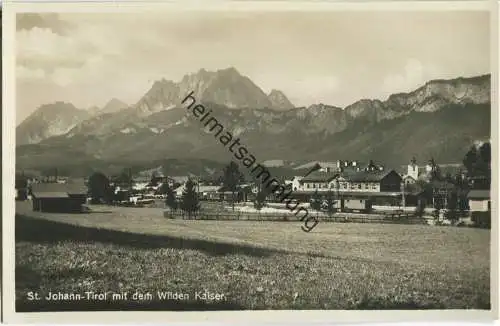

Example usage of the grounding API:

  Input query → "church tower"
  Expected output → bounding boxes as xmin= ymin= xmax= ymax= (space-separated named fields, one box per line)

xmin=407 ymin=157 xmax=419 ymax=180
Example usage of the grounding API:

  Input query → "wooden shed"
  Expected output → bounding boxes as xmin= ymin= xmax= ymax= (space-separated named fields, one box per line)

xmin=31 ymin=181 xmax=87 ymax=213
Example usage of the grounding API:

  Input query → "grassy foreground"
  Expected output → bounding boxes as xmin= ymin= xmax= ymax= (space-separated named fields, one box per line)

xmin=15 ymin=203 xmax=490 ymax=311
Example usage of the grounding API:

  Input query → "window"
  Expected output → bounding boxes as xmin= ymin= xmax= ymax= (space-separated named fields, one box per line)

xmin=360 ymin=200 xmax=363 ymax=203
xmin=358 ymin=184 xmax=362 ymax=189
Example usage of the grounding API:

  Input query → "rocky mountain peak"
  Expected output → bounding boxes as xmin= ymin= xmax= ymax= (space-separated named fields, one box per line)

xmin=101 ymin=98 xmax=128 ymax=114
xmin=16 ymin=102 xmax=90 ymax=145
xmin=267 ymin=89 xmax=294 ymax=111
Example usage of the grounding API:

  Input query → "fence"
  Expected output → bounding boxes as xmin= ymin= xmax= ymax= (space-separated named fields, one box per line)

xmin=163 ymin=209 xmax=428 ymax=225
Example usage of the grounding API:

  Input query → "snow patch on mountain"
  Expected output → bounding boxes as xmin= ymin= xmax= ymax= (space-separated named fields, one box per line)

xmin=120 ymin=127 xmax=137 ymax=134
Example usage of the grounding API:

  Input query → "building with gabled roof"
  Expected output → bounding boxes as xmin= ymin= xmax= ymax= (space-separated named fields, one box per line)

xmin=467 ymin=189 xmax=490 ymax=212
xmin=30 ymin=180 xmax=88 ymax=213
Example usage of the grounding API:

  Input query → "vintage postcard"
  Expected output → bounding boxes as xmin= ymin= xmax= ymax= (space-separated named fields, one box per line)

xmin=2 ymin=0 xmax=498 ymax=323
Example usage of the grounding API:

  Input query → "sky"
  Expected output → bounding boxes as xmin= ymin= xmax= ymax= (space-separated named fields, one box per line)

xmin=16 ymin=10 xmax=490 ymax=124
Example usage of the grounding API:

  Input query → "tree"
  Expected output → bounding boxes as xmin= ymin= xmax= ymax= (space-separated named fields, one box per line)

xmin=254 ymin=189 xmax=267 ymax=212
xmin=479 ymin=142 xmax=491 ymax=169
xmin=104 ymin=184 xmax=117 ymax=205
xmin=310 ymin=190 xmax=322 ymax=212
xmin=157 ymin=182 xmax=170 ymax=195
xmin=222 ymin=161 xmax=244 ymax=211
xmin=429 ymin=158 xmax=441 ymax=181
xmin=325 ymin=190 xmax=337 ymax=218
xmin=445 ymin=189 xmax=459 ymax=224
xmin=115 ymin=168 xmax=133 ymax=190
xmin=414 ymin=199 xmax=426 ymax=218
xmin=180 ymin=179 xmax=200 ymax=219
xmin=431 ymin=188 xmax=446 ymax=224
xmin=432 ymin=208 xmax=441 ymax=225
xmin=88 ymin=172 xmax=112 ymax=204
xmin=165 ymin=184 xmax=178 ymax=215
xmin=464 ymin=142 xmax=491 ymax=178
xmin=458 ymin=192 xmax=469 ymax=218
xmin=150 ymin=171 xmax=160 ymax=187
xmin=417 ymin=180 xmax=433 ymax=203
xmin=15 ymin=173 xmax=29 ymax=201
xmin=463 ymin=145 xmax=479 ymax=176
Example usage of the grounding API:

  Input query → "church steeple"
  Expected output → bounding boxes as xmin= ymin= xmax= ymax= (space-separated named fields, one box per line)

xmin=407 ymin=157 xmax=419 ymax=180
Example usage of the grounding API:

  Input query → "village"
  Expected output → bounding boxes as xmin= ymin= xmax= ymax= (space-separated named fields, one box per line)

xmin=15 ymin=146 xmax=491 ymax=228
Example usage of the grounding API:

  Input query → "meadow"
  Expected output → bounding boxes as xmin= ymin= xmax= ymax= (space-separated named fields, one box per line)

xmin=15 ymin=202 xmax=490 ymax=311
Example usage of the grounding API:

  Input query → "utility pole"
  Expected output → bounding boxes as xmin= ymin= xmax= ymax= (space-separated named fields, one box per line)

xmin=401 ymin=181 xmax=406 ymax=210
xmin=128 ymin=168 xmax=133 ymax=192
xmin=335 ymin=179 xmax=340 ymax=212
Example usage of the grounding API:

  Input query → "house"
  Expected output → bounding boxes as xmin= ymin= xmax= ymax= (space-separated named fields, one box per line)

xmin=400 ymin=158 xmax=438 ymax=182
xmin=217 ymin=185 xmax=250 ymax=202
xmin=31 ymin=180 xmax=87 ymax=213
xmin=403 ymin=175 xmax=417 ymax=185
xmin=290 ymin=169 xmax=406 ymax=207
xmin=167 ymin=176 xmax=190 ymax=188
xmin=299 ymin=172 xmax=339 ymax=191
xmin=197 ymin=185 xmax=220 ymax=200
xmin=467 ymin=190 xmax=490 ymax=212
xmin=402 ymin=159 xmax=419 ymax=185
xmin=341 ymin=198 xmax=372 ymax=212
xmin=285 ymin=176 xmax=303 ymax=192
xmin=345 ymin=170 xmax=402 ymax=193
xmin=174 ymin=183 xmax=186 ymax=198
xmin=132 ymin=177 xmax=150 ymax=191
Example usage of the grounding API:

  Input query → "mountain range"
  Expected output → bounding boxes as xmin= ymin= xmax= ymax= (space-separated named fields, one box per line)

xmin=16 ymin=67 xmax=491 ymax=177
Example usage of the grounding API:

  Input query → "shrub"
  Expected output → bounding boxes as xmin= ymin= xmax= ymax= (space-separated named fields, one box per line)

xmin=414 ymin=201 xmax=425 ymax=218
xmin=471 ymin=211 xmax=491 ymax=229
xmin=444 ymin=209 xmax=459 ymax=225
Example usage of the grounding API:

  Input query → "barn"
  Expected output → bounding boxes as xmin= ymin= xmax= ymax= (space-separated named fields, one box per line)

xmin=467 ymin=190 xmax=491 ymax=212
xmin=31 ymin=181 xmax=88 ymax=213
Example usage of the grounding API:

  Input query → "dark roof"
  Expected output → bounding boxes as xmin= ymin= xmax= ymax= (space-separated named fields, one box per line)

xmin=467 ymin=190 xmax=490 ymax=199
xmin=300 ymin=172 xmax=339 ymax=183
xmin=347 ymin=170 xmax=400 ymax=183
xmin=32 ymin=192 xmax=69 ymax=199
xmin=31 ymin=180 xmax=87 ymax=197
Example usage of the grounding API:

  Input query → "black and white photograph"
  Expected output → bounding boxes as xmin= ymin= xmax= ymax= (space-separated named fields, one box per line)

xmin=4 ymin=0 xmax=495 ymax=320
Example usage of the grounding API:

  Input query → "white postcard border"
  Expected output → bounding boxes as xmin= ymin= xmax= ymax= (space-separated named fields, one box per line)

xmin=2 ymin=0 xmax=498 ymax=323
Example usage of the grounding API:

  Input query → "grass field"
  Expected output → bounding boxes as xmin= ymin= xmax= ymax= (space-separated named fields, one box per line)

xmin=15 ymin=202 xmax=490 ymax=311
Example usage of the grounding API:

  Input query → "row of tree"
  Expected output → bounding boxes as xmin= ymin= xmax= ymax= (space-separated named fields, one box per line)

xmin=163 ymin=179 xmax=201 ymax=219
